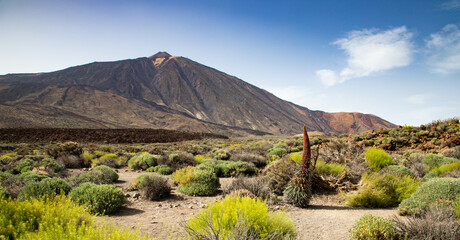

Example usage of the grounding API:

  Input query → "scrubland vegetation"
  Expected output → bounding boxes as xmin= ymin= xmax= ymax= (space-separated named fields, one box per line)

xmin=1 ymin=118 xmax=459 ymax=239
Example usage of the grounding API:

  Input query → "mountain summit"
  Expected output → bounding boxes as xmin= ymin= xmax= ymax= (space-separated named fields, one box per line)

xmin=0 ymin=52 xmax=396 ymax=136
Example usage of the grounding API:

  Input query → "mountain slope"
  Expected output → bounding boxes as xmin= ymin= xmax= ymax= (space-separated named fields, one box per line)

xmin=0 ymin=52 xmax=396 ymax=135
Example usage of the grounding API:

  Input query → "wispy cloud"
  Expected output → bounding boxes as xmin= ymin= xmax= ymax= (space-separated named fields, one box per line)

xmin=426 ymin=23 xmax=460 ymax=74
xmin=441 ymin=0 xmax=460 ymax=10
xmin=316 ymin=26 xmax=413 ymax=86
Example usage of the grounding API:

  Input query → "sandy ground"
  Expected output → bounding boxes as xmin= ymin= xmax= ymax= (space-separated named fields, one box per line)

xmin=103 ymin=168 xmax=398 ymax=239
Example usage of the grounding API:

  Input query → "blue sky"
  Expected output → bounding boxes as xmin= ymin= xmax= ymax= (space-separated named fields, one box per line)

xmin=0 ymin=0 xmax=459 ymax=126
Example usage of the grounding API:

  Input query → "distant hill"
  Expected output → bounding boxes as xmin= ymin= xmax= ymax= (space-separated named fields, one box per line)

xmin=0 ymin=52 xmax=396 ymax=136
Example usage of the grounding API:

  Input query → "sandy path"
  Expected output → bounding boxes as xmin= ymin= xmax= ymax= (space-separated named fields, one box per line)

xmin=105 ymin=169 xmax=398 ymax=239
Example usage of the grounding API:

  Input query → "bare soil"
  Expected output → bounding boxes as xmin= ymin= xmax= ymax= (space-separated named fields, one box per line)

xmin=103 ymin=169 xmax=398 ymax=240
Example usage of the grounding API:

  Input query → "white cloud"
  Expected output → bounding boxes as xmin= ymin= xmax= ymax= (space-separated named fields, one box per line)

xmin=426 ymin=23 xmax=460 ymax=73
xmin=316 ymin=26 xmax=413 ymax=86
xmin=405 ymin=94 xmax=430 ymax=105
xmin=441 ymin=0 xmax=460 ymax=10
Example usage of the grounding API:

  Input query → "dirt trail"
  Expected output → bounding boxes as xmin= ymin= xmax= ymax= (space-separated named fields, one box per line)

xmin=106 ymin=169 xmax=398 ymax=239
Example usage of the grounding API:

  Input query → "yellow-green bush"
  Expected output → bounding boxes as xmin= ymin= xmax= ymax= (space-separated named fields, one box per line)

xmin=129 ymin=174 xmax=152 ymax=190
xmin=365 ymin=147 xmax=394 ymax=171
xmin=432 ymin=162 xmax=460 ymax=175
xmin=314 ymin=160 xmax=346 ymax=177
xmin=346 ymin=172 xmax=420 ymax=208
xmin=422 ymin=154 xmax=458 ymax=170
xmin=128 ymin=152 xmax=160 ymax=170
xmin=398 ymin=177 xmax=460 ymax=215
xmin=289 ymin=152 xmax=302 ymax=163
xmin=172 ymin=167 xmax=220 ymax=196
xmin=69 ymin=183 xmax=125 ymax=215
xmin=194 ymin=155 xmax=206 ymax=163
xmin=19 ymin=178 xmax=71 ymax=201
xmin=184 ymin=196 xmax=296 ymax=239
xmin=349 ymin=214 xmax=398 ymax=240
xmin=0 ymin=196 xmax=152 ymax=240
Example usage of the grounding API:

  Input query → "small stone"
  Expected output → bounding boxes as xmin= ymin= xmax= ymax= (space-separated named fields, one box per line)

xmin=199 ymin=204 xmax=206 ymax=208
xmin=125 ymin=169 xmax=129 ymax=172
xmin=125 ymin=193 xmax=131 ymax=198
xmin=189 ymin=206 xmax=193 ymax=209
xmin=133 ymin=193 xmax=140 ymax=199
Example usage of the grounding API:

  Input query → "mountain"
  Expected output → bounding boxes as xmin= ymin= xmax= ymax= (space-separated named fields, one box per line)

xmin=0 ymin=52 xmax=396 ymax=136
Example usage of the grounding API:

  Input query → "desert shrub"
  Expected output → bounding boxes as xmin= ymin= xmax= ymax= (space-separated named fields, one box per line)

xmin=46 ymin=142 xmax=82 ymax=158
xmin=129 ymin=174 xmax=151 ymax=190
xmin=289 ymin=152 xmax=302 ymax=163
xmin=56 ymin=155 xmax=89 ymax=169
xmin=0 ymin=196 xmax=150 ymax=240
xmin=92 ymin=153 xmax=119 ymax=168
xmin=183 ymin=196 xmax=296 ymax=239
xmin=163 ymin=152 xmax=196 ymax=171
xmin=320 ymin=139 xmax=364 ymax=164
xmin=230 ymin=153 xmax=266 ymax=168
xmin=70 ymin=182 xmax=125 ymax=214
xmin=432 ymin=161 xmax=460 ymax=175
xmin=39 ymin=157 xmax=65 ymax=173
xmin=442 ymin=146 xmax=460 ymax=160
xmin=262 ymin=158 xmax=299 ymax=195
xmin=398 ymin=178 xmax=460 ymax=215
xmin=422 ymin=154 xmax=458 ymax=170
xmin=197 ymin=160 xmax=257 ymax=177
xmin=365 ymin=147 xmax=394 ymax=171
xmin=393 ymin=204 xmax=460 ymax=240
xmin=213 ymin=149 xmax=231 ymax=160
xmin=19 ymin=177 xmax=71 ymax=200
xmin=314 ymin=160 xmax=346 ymax=177
xmin=223 ymin=176 xmax=270 ymax=199
xmin=349 ymin=214 xmax=398 ymax=240
xmin=128 ymin=152 xmax=159 ymax=170
xmin=93 ymin=165 xmax=118 ymax=182
xmin=71 ymin=167 xmax=116 ymax=186
xmin=14 ymin=158 xmax=35 ymax=173
xmin=149 ymin=165 xmax=172 ymax=175
xmin=18 ymin=171 xmax=49 ymax=183
xmin=81 ymin=151 xmax=94 ymax=162
xmin=267 ymin=148 xmax=287 ymax=158
xmin=346 ymin=172 xmax=420 ymax=208
xmin=172 ymin=167 xmax=220 ymax=196
xmin=380 ymin=165 xmax=414 ymax=177
xmin=0 ymin=185 xmax=10 ymax=199
xmin=194 ymin=154 xmax=206 ymax=164
xmin=141 ymin=175 xmax=171 ymax=201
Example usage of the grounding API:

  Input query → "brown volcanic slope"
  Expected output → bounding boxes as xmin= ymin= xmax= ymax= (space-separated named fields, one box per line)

xmin=0 ymin=52 xmax=396 ymax=136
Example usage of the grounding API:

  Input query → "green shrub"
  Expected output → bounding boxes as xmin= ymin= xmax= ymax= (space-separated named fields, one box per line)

xmin=147 ymin=164 xmax=172 ymax=175
xmin=267 ymin=148 xmax=287 ymax=158
xmin=46 ymin=142 xmax=82 ymax=158
xmin=39 ymin=157 xmax=65 ymax=172
xmin=18 ymin=171 xmax=49 ymax=183
xmin=72 ymin=166 xmax=117 ymax=185
xmin=432 ymin=161 xmax=460 ymax=175
xmin=93 ymin=165 xmax=118 ymax=182
xmin=166 ymin=152 xmax=197 ymax=171
xmin=314 ymin=160 xmax=346 ymax=177
xmin=0 ymin=185 xmax=10 ymax=199
xmin=129 ymin=174 xmax=151 ymax=190
xmin=381 ymin=165 xmax=414 ymax=177
xmin=19 ymin=178 xmax=71 ymax=201
xmin=365 ymin=147 xmax=394 ymax=171
xmin=398 ymin=178 xmax=460 ymax=215
xmin=422 ymin=154 xmax=458 ymax=170
xmin=70 ymin=182 xmax=125 ymax=214
xmin=184 ymin=196 xmax=296 ymax=239
xmin=173 ymin=167 xmax=220 ymax=196
xmin=346 ymin=172 xmax=420 ymax=208
xmin=128 ymin=152 xmax=159 ymax=170
xmin=349 ymin=214 xmax=398 ymax=240
xmin=197 ymin=160 xmax=257 ymax=177
xmin=0 ymin=196 xmax=150 ymax=240
xmin=15 ymin=158 xmax=35 ymax=173
xmin=230 ymin=153 xmax=267 ymax=168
